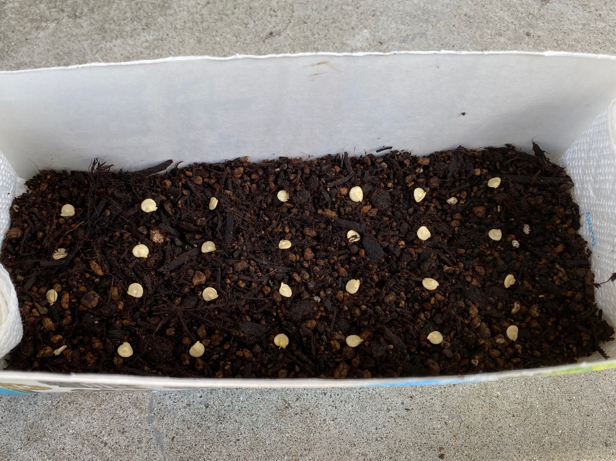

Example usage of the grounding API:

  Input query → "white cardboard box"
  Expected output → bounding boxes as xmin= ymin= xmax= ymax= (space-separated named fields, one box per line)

xmin=1 ymin=51 xmax=616 ymax=394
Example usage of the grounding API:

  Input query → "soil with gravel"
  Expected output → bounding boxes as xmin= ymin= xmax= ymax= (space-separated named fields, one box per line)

xmin=2 ymin=145 xmax=613 ymax=379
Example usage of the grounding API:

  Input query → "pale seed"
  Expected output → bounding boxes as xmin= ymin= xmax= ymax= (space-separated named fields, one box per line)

xmin=427 ymin=331 xmax=443 ymax=345
xmin=504 ymin=274 xmax=516 ymax=288
xmin=202 ymin=287 xmax=218 ymax=301
xmin=201 ymin=241 xmax=216 ymax=253
xmin=132 ymin=244 xmax=149 ymax=258
xmin=209 ymin=197 xmax=218 ymax=210
xmin=46 ymin=289 xmax=58 ymax=306
xmin=279 ymin=239 xmax=292 ymax=250
xmin=487 ymin=177 xmax=502 ymax=188
xmin=60 ymin=204 xmax=75 ymax=217
xmin=345 ymin=335 xmax=363 ymax=348
xmin=277 ymin=190 xmax=290 ymax=202
xmin=127 ymin=283 xmax=144 ymax=298
xmin=417 ymin=226 xmax=431 ymax=241
xmin=274 ymin=333 xmax=289 ymax=349
xmin=506 ymin=325 xmax=519 ymax=341
xmin=117 ymin=342 xmax=134 ymax=358
xmin=141 ymin=199 xmax=158 ymax=213
xmin=279 ymin=283 xmax=293 ymax=298
xmin=52 ymin=248 xmax=68 ymax=260
xmin=347 ymin=230 xmax=361 ymax=243
xmin=422 ymin=278 xmax=439 ymax=290
xmin=413 ymin=188 xmax=427 ymax=203
xmin=346 ymin=279 xmax=360 ymax=294
xmin=189 ymin=341 xmax=205 ymax=358
xmin=349 ymin=186 xmax=363 ymax=202
xmin=488 ymin=229 xmax=502 ymax=241
xmin=446 ymin=197 xmax=458 ymax=205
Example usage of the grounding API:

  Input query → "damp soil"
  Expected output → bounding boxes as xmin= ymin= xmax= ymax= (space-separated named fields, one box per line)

xmin=1 ymin=146 xmax=613 ymax=379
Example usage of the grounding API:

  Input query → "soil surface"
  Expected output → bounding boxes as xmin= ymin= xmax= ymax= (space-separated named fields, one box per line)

xmin=2 ymin=146 xmax=613 ymax=378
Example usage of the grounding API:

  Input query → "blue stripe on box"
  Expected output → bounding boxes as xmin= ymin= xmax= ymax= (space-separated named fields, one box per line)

xmin=0 ymin=388 xmax=28 ymax=396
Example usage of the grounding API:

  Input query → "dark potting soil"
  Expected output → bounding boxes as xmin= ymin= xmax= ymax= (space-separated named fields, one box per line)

xmin=2 ymin=146 xmax=613 ymax=379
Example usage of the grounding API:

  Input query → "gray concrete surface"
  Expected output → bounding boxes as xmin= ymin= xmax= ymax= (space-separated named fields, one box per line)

xmin=2 ymin=372 xmax=616 ymax=461
xmin=2 ymin=0 xmax=616 ymax=70
xmin=2 ymin=1 xmax=616 ymax=460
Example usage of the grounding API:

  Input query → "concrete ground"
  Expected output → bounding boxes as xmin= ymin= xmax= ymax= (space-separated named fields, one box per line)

xmin=2 ymin=1 xmax=616 ymax=459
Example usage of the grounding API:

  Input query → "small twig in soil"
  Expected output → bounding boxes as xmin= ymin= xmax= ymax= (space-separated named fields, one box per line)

xmin=595 ymin=272 xmax=616 ymax=288
xmin=133 ymin=160 xmax=174 ymax=176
